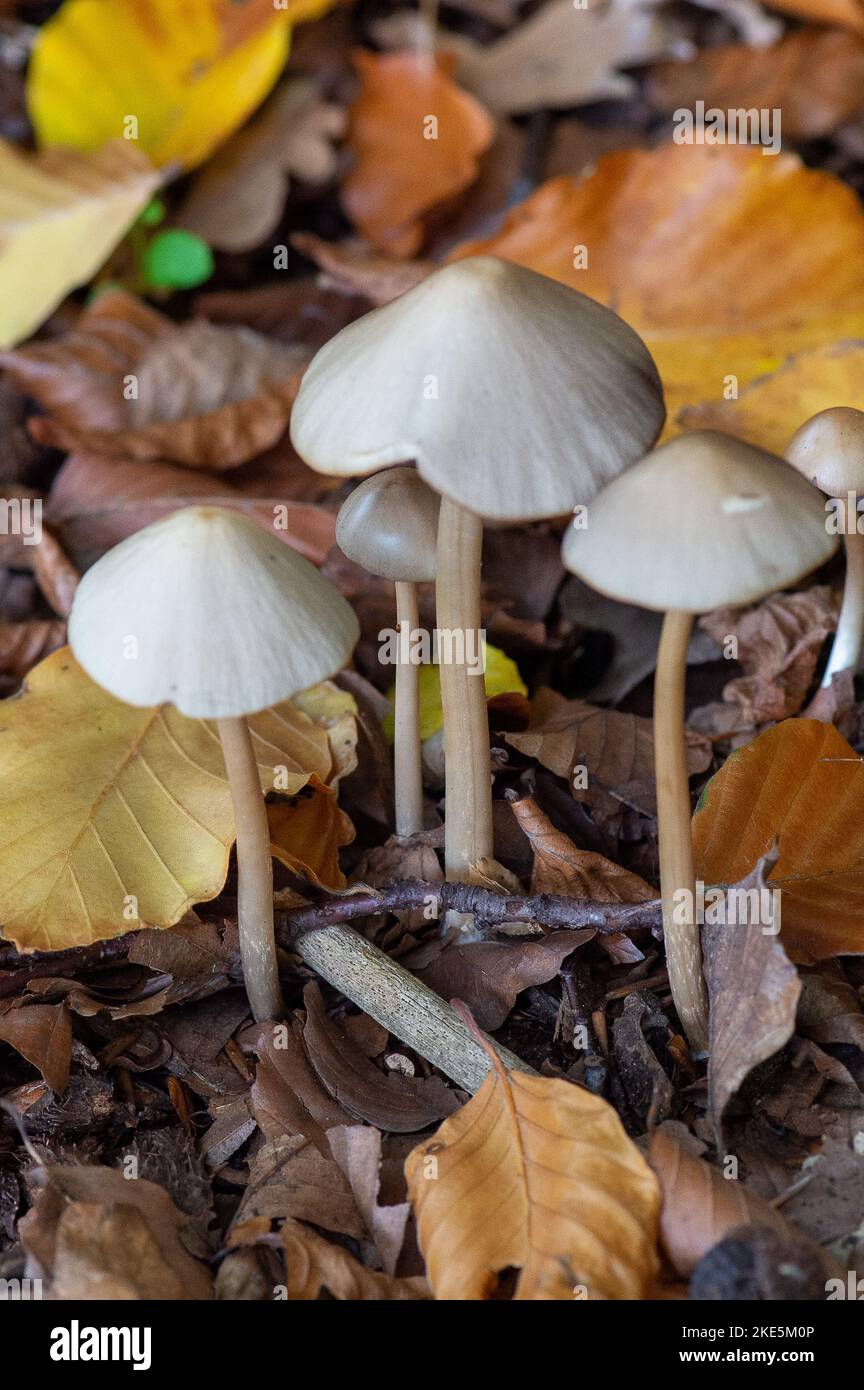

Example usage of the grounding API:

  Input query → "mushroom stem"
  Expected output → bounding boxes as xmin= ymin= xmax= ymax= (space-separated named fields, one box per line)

xmin=218 ymin=716 xmax=283 ymax=1023
xmin=654 ymin=609 xmax=709 ymax=1052
xmin=823 ymin=530 xmax=864 ymax=686
xmin=394 ymin=580 xmax=424 ymax=836
xmin=436 ymin=496 xmax=493 ymax=879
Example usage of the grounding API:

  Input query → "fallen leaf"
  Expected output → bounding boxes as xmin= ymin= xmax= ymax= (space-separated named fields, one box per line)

xmin=401 ymin=641 xmax=526 ymax=743
xmin=0 ymin=139 xmax=159 ymax=349
xmin=613 ymin=993 xmax=675 ymax=1123
xmin=511 ymin=793 xmax=655 ymax=900
xmin=229 ymin=1215 xmax=428 ymax=1299
xmin=236 ymin=1133 xmax=366 ymax=1238
xmin=197 ymin=276 xmax=366 ymax=349
xmin=328 ymin=1124 xmax=412 ymax=1274
xmin=249 ymin=1016 xmax=355 ymax=1153
xmin=179 ymin=78 xmax=345 ymax=252
xmin=797 ymin=968 xmax=864 ymax=1049
xmin=762 ymin=0 xmax=864 ymax=34
xmin=445 ymin=0 xmax=672 ymax=115
xmin=692 ymin=718 xmax=864 ymax=962
xmin=268 ymin=779 xmax=354 ymax=890
xmin=27 ymin=0 xmax=329 ymax=170
xmin=302 ymin=982 xmax=458 ymax=1132
xmin=342 ymin=50 xmax=494 ymax=257
xmin=46 ymin=452 xmax=337 ymax=570
xmin=405 ymin=930 xmax=593 ymax=1031
xmin=0 ymin=648 xmax=353 ymax=950
xmin=648 ymin=1124 xmax=807 ymax=1279
xmin=405 ymin=1051 xmax=660 ymax=1299
xmin=21 ymin=1164 xmax=213 ymax=1299
xmin=680 ymin=340 xmax=864 ymax=453
xmin=292 ymin=231 xmax=436 ymax=305
xmin=0 ymin=620 xmax=66 ymax=680
xmin=693 ymin=587 xmax=839 ymax=731
xmin=2 ymin=292 xmax=308 ymax=471
xmin=451 ymin=143 xmax=864 ymax=422
xmin=702 ymin=854 xmax=801 ymax=1134
xmin=649 ymin=28 xmax=864 ymax=142
xmin=506 ymin=687 xmax=711 ymax=822
xmin=0 ymin=1000 xmax=71 ymax=1091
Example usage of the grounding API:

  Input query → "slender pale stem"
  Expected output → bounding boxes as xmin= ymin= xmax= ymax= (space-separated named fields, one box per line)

xmin=436 ymin=496 xmax=493 ymax=880
xmin=218 ymin=716 xmax=283 ymax=1024
xmin=654 ymin=610 xmax=709 ymax=1052
xmin=393 ymin=581 xmax=424 ymax=837
xmin=823 ymin=530 xmax=864 ymax=687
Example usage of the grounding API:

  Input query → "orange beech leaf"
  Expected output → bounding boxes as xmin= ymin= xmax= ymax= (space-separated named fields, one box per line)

xmin=451 ymin=143 xmax=864 ymax=421
xmin=763 ymin=0 xmax=864 ymax=33
xmin=406 ymin=1051 xmax=660 ymax=1299
xmin=692 ymin=719 xmax=864 ymax=962
xmin=342 ymin=50 xmax=494 ymax=258
xmin=268 ymin=777 xmax=355 ymax=890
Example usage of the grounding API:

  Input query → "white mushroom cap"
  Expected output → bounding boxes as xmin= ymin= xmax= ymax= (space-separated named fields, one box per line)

xmin=336 ymin=467 xmax=439 ymax=582
xmin=786 ymin=407 xmax=864 ymax=497
xmin=290 ymin=256 xmax=665 ymax=523
xmin=562 ymin=431 xmax=838 ymax=613
xmin=68 ymin=506 xmax=359 ymax=718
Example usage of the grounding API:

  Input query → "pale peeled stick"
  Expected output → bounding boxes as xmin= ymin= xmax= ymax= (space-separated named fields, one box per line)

xmin=562 ymin=431 xmax=838 ymax=611
xmin=291 ymin=256 xmax=666 ymax=522
xmin=68 ymin=506 xmax=359 ymax=718
xmin=336 ymin=467 xmax=439 ymax=582
xmin=786 ymin=406 xmax=864 ymax=497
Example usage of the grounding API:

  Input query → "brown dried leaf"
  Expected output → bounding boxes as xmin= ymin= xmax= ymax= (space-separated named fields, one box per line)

xmin=0 ymin=619 xmax=66 ymax=680
xmin=649 ymin=28 xmax=864 ymax=142
xmin=236 ymin=1133 xmax=366 ymax=1238
xmin=229 ymin=1215 xmax=429 ymax=1299
xmin=303 ymin=982 xmax=458 ymax=1132
xmin=797 ymin=969 xmax=864 ymax=1049
xmin=648 ymin=1124 xmax=802 ymax=1279
xmin=21 ymin=1165 xmax=213 ymax=1299
xmin=327 ymin=1124 xmax=412 ymax=1275
xmin=703 ymin=856 xmax=800 ymax=1135
xmin=292 ymin=232 xmax=436 ymax=306
xmin=406 ymin=1057 xmax=661 ymax=1299
xmin=0 ymin=1001 xmax=71 ymax=1091
xmin=179 ymin=78 xmax=345 ymax=253
xmin=249 ymin=1017 xmax=355 ymax=1154
xmin=505 ymin=688 xmax=711 ymax=821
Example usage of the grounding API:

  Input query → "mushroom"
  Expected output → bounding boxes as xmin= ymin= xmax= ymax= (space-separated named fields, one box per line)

xmin=67 ymin=505 xmax=359 ymax=1023
xmin=291 ymin=255 xmax=665 ymax=882
xmin=336 ymin=466 xmax=439 ymax=837
xmin=787 ymin=407 xmax=864 ymax=687
xmin=561 ymin=431 xmax=837 ymax=1051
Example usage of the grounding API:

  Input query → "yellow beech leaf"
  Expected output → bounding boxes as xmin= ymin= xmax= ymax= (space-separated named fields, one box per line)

xmin=0 ymin=648 xmax=356 ymax=951
xmin=680 ymin=340 xmax=864 ymax=453
xmin=451 ymin=143 xmax=864 ymax=423
xmin=405 ymin=1054 xmax=660 ymax=1299
xmin=27 ymin=0 xmax=332 ymax=171
xmin=0 ymin=140 xmax=159 ymax=349
xmin=385 ymin=642 xmax=526 ymax=743
xmin=692 ymin=719 xmax=864 ymax=963
xmin=268 ymin=777 xmax=354 ymax=890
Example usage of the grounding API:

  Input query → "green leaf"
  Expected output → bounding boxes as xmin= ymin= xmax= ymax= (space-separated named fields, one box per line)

xmin=142 ymin=228 xmax=214 ymax=291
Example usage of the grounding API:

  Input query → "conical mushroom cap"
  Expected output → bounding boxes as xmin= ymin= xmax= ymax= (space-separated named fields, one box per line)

xmin=562 ymin=431 xmax=837 ymax=613
xmin=787 ymin=407 xmax=864 ymax=496
xmin=68 ymin=506 xmax=360 ymax=718
xmin=290 ymin=256 xmax=665 ymax=523
xmin=336 ymin=467 xmax=439 ymax=582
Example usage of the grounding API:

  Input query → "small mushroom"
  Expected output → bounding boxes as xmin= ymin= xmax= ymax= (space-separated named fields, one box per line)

xmin=291 ymin=256 xmax=665 ymax=882
xmin=67 ymin=505 xmax=359 ymax=1024
xmin=561 ymin=431 xmax=837 ymax=1051
xmin=787 ymin=407 xmax=864 ymax=686
xmin=336 ymin=466 xmax=439 ymax=836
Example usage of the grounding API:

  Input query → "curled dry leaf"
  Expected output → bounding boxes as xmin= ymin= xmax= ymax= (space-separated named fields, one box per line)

xmin=444 ymin=0 xmax=673 ymax=115
xmin=20 ymin=1164 xmax=213 ymax=1299
xmin=0 ymin=1000 xmax=71 ymax=1091
xmin=179 ymin=78 xmax=346 ymax=253
xmin=292 ymin=231 xmax=436 ymax=306
xmin=648 ymin=1124 xmax=804 ymax=1279
xmin=692 ymin=587 xmax=839 ymax=732
xmin=27 ymin=0 xmax=328 ymax=169
xmin=249 ymin=1017 xmax=355 ymax=1154
xmin=342 ymin=50 xmax=494 ymax=258
xmin=0 ymin=648 xmax=354 ymax=950
xmin=0 ymin=139 xmax=159 ymax=349
xmin=702 ymin=854 xmax=801 ymax=1135
xmin=452 ymin=143 xmax=864 ymax=422
xmin=0 ymin=619 xmax=66 ymax=681
xmin=268 ymin=778 xmax=355 ymax=890
xmin=649 ymin=28 xmax=864 ymax=142
xmin=692 ymin=718 xmax=864 ymax=962
xmin=229 ymin=1215 xmax=428 ymax=1299
xmin=506 ymin=687 xmax=711 ymax=822
xmin=2 ymin=291 xmax=308 ymax=471
xmin=46 ymin=453 xmax=337 ymax=570
xmin=405 ymin=1052 xmax=660 ymax=1299
xmin=762 ymin=0 xmax=864 ymax=34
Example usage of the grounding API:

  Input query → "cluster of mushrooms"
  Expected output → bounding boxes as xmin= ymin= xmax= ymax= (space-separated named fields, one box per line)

xmin=67 ymin=257 xmax=858 ymax=1055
